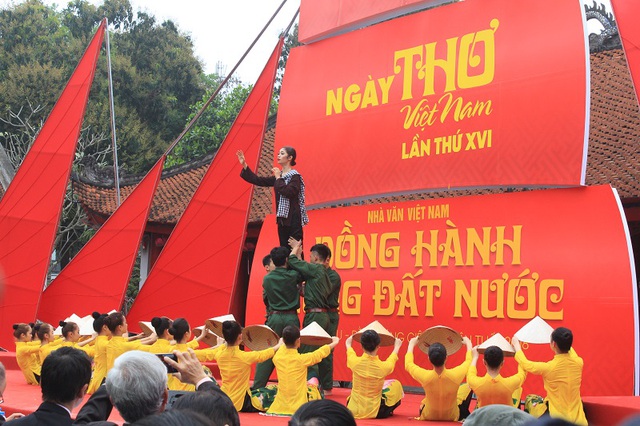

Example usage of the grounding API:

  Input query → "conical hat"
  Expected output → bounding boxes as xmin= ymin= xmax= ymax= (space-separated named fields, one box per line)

xmin=205 ymin=314 xmax=237 ymax=337
xmin=193 ymin=326 xmax=220 ymax=348
xmin=77 ymin=315 xmax=95 ymax=336
xmin=417 ymin=325 xmax=463 ymax=355
xmin=478 ymin=333 xmax=515 ymax=357
xmin=242 ymin=325 xmax=279 ymax=351
xmin=352 ymin=321 xmax=395 ymax=347
xmin=300 ymin=321 xmax=333 ymax=346
xmin=139 ymin=321 xmax=155 ymax=337
xmin=514 ymin=316 xmax=554 ymax=344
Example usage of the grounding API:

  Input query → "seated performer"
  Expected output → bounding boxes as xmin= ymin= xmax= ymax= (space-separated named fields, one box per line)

xmin=105 ymin=312 xmax=156 ymax=371
xmin=213 ymin=320 xmax=281 ymax=412
xmin=166 ymin=317 xmax=214 ymax=391
xmin=467 ymin=345 xmax=526 ymax=408
xmin=13 ymin=323 xmax=42 ymax=385
xmin=267 ymin=325 xmax=339 ymax=416
xmin=512 ymin=328 xmax=587 ymax=425
xmin=87 ymin=312 xmax=111 ymax=394
xmin=345 ymin=331 xmax=403 ymax=419
xmin=405 ymin=335 xmax=473 ymax=421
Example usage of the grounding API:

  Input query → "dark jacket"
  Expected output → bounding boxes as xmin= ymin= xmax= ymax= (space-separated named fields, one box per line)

xmin=6 ymin=402 xmax=72 ymax=426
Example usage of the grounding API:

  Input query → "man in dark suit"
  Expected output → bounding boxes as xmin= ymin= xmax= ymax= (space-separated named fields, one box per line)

xmin=75 ymin=349 xmax=222 ymax=425
xmin=8 ymin=347 xmax=91 ymax=425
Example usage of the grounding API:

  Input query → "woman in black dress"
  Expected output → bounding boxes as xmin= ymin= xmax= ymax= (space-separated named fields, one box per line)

xmin=237 ymin=146 xmax=308 ymax=247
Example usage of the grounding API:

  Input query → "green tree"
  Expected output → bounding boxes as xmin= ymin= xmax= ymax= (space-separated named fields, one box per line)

xmin=166 ymin=74 xmax=252 ymax=167
xmin=0 ymin=0 xmax=206 ymax=271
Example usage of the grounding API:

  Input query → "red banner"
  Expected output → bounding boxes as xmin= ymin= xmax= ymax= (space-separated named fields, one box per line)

xmin=277 ymin=0 xmax=589 ymax=207
xmin=299 ymin=0 xmax=449 ymax=43
xmin=611 ymin=0 xmax=640 ymax=108
xmin=246 ymin=185 xmax=637 ymax=396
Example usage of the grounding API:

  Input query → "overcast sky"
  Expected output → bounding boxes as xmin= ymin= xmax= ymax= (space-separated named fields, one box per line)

xmin=0 ymin=0 xmax=614 ymax=84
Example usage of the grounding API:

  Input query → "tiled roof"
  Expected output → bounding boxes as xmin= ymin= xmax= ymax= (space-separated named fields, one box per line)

xmin=73 ymin=117 xmax=276 ymax=227
xmin=73 ymin=49 xmax=640 ymax=228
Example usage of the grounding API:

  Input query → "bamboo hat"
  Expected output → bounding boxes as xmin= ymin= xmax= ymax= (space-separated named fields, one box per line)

xmin=77 ymin=315 xmax=96 ymax=336
xmin=417 ymin=325 xmax=463 ymax=355
xmin=205 ymin=314 xmax=237 ymax=338
xmin=478 ymin=333 xmax=515 ymax=357
xmin=352 ymin=321 xmax=396 ymax=347
xmin=242 ymin=324 xmax=279 ymax=351
xmin=193 ymin=325 xmax=220 ymax=347
xmin=138 ymin=321 xmax=155 ymax=337
xmin=514 ymin=316 xmax=554 ymax=344
xmin=300 ymin=321 xmax=333 ymax=346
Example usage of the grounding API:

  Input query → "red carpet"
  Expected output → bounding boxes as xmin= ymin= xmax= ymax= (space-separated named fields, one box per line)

xmin=2 ymin=351 xmax=639 ymax=425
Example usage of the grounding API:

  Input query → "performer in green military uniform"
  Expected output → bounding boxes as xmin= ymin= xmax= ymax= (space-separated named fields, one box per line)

xmin=316 ymin=244 xmax=341 ymax=395
xmin=287 ymin=238 xmax=333 ymax=391
xmin=252 ymin=246 xmax=302 ymax=389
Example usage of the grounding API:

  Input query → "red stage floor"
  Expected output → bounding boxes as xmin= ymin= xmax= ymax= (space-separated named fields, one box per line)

xmin=2 ymin=354 xmax=639 ymax=425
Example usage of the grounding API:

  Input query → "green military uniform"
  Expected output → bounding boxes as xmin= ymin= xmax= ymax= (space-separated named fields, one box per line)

xmin=317 ymin=266 xmax=341 ymax=390
xmin=287 ymin=254 xmax=333 ymax=386
xmin=252 ymin=266 xmax=302 ymax=389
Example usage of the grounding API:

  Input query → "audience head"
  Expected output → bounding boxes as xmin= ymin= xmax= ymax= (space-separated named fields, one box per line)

xmin=428 ymin=342 xmax=447 ymax=367
xmin=59 ymin=321 xmax=80 ymax=342
xmin=131 ymin=409 xmax=213 ymax=426
xmin=152 ymin=316 xmax=173 ymax=339
xmin=222 ymin=321 xmax=242 ymax=346
xmin=464 ymin=405 xmax=534 ymax=426
xmin=169 ymin=318 xmax=190 ymax=343
xmin=92 ymin=311 xmax=109 ymax=334
xmin=283 ymin=325 xmax=300 ymax=348
xmin=106 ymin=350 xmax=168 ymax=423
xmin=270 ymin=246 xmax=290 ymax=267
xmin=483 ymin=345 xmax=505 ymax=369
xmin=12 ymin=323 xmax=31 ymax=341
xmin=41 ymin=347 xmax=91 ymax=407
xmin=171 ymin=388 xmax=239 ymax=426
xmin=105 ymin=312 xmax=127 ymax=335
xmin=360 ymin=330 xmax=380 ymax=353
xmin=289 ymin=399 xmax=356 ymax=426
xmin=551 ymin=327 xmax=573 ymax=353
xmin=524 ymin=415 xmax=582 ymax=425
xmin=310 ymin=244 xmax=330 ymax=263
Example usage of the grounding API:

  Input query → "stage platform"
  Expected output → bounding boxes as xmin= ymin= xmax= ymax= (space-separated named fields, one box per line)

xmin=1 ymin=352 xmax=639 ymax=425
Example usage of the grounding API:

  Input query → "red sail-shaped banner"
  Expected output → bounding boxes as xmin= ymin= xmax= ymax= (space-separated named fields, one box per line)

xmin=126 ymin=38 xmax=284 ymax=328
xmin=0 ymin=21 xmax=105 ymax=349
xmin=37 ymin=157 xmax=166 ymax=324
xmin=611 ymin=0 xmax=640 ymax=108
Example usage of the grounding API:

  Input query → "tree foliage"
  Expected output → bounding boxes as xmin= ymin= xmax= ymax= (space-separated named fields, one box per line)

xmin=0 ymin=0 xmax=205 ymax=174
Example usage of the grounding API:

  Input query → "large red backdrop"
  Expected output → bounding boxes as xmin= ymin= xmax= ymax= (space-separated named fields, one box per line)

xmin=246 ymin=185 xmax=638 ymax=397
xmin=277 ymin=0 xmax=590 ymax=207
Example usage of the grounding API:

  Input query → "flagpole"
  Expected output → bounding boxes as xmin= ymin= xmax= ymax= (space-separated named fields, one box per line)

xmin=105 ymin=18 xmax=122 ymax=206
xmin=165 ymin=0 xmax=292 ymax=155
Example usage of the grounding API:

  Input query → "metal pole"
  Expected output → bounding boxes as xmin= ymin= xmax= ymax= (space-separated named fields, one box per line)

xmin=165 ymin=0 xmax=291 ymax=155
xmin=105 ymin=18 xmax=122 ymax=206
